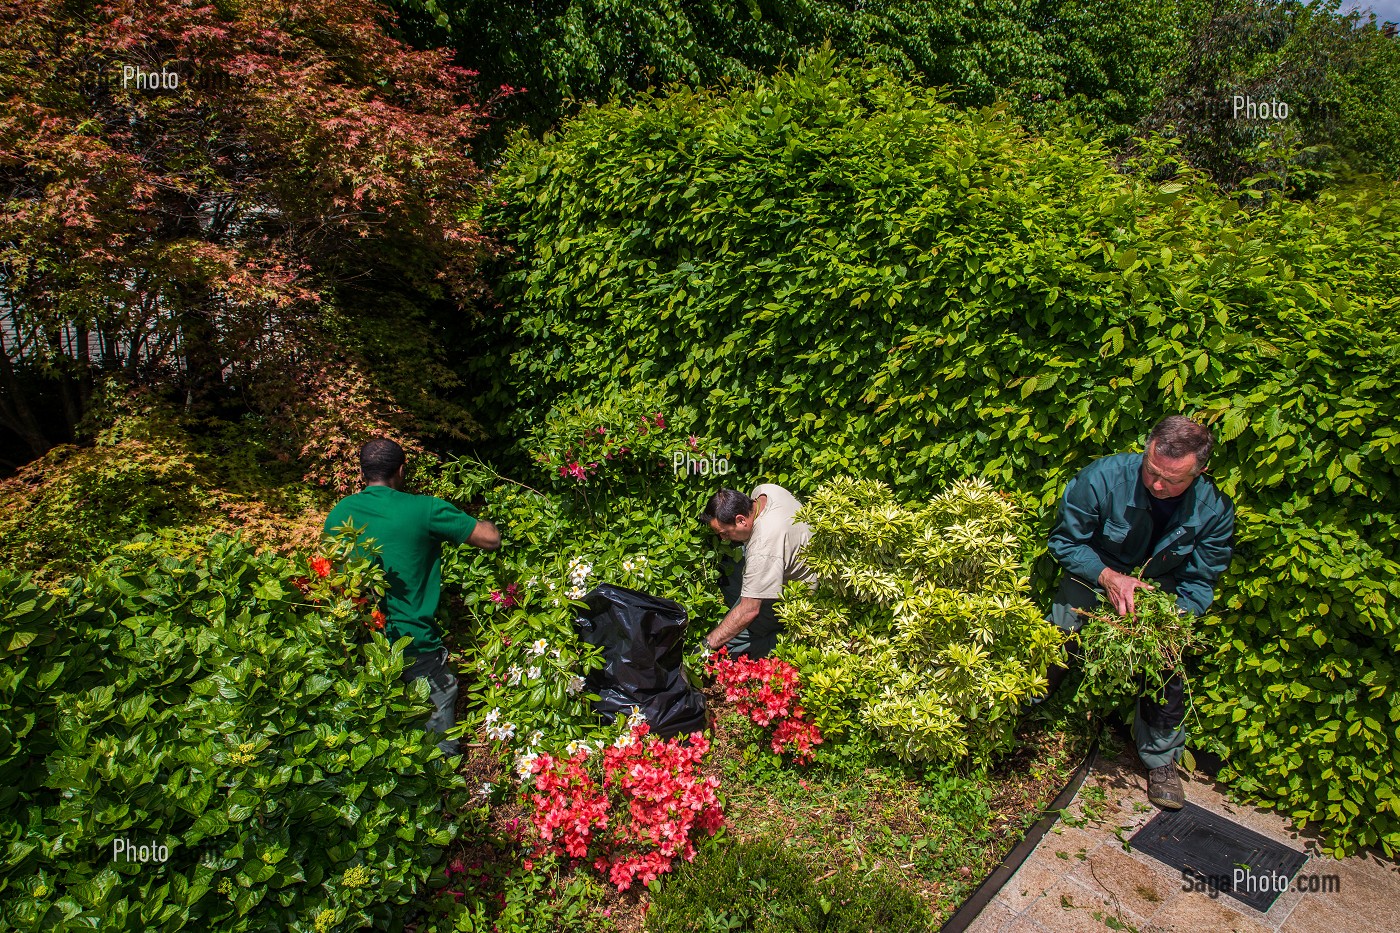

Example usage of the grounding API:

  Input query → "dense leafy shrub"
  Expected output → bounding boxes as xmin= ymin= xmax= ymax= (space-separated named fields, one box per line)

xmin=481 ymin=53 xmax=1400 ymax=853
xmin=0 ymin=390 xmax=328 ymax=579
xmin=0 ymin=532 xmax=467 ymax=931
xmin=1142 ymin=0 xmax=1400 ymax=189
xmin=646 ymin=836 xmax=935 ymax=933
xmin=776 ymin=477 xmax=1063 ymax=765
xmin=420 ymin=851 xmax=615 ymax=932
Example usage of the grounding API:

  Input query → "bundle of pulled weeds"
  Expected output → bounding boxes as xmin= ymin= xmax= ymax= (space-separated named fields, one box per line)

xmin=1072 ymin=587 xmax=1206 ymax=704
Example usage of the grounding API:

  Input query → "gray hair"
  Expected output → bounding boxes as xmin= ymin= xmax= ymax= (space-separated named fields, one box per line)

xmin=1148 ymin=416 xmax=1215 ymax=466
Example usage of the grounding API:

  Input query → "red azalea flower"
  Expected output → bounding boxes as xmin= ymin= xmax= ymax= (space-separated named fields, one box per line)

xmin=653 ymin=412 xmax=665 ymax=428
xmin=309 ymin=556 xmax=332 ymax=578
xmin=371 ymin=609 xmax=386 ymax=630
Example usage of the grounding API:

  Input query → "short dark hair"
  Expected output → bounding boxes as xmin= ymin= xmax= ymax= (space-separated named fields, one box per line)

xmin=360 ymin=437 xmax=406 ymax=482
xmin=1148 ymin=416 xmax=1214 ymax=466
xmin=700 ymin=489 xmax=753 ymax=525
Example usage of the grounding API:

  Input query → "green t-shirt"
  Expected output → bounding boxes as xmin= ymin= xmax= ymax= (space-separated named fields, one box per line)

xmin=323 ymin=486 xmax=478 ymax=656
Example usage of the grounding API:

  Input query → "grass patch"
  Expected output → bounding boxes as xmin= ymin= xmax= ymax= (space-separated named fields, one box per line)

xmin=647 ymin=836 xmax=935 ymax=933
xmin=697 ymin=687 xmax=1097 ymax=924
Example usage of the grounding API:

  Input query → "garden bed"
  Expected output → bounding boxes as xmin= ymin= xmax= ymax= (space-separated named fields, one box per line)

xmin=434 ymin=685 xmax=1096 ymax=932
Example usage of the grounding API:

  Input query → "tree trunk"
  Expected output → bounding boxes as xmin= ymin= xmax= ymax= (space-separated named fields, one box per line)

xmin=0 ymin=342 xmax=53 ymax=459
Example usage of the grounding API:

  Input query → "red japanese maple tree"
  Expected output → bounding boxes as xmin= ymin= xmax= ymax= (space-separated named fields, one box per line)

xmin=0 ymin=0 xmax=504 ymax=469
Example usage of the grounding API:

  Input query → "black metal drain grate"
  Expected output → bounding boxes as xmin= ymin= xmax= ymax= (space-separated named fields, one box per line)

xmin=1129 ymin=802 xmax=1307 ymax=912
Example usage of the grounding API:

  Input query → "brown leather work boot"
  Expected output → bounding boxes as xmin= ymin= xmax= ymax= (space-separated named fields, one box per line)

xmin=1148 ymin=764 xmax=1186 ymax=810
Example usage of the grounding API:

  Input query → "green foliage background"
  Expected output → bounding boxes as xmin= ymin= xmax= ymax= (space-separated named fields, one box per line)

xmin=474 ymin=53 xmax=1400 ymax=856
xmin=389 ymin=0 xmax=1186 ymax=152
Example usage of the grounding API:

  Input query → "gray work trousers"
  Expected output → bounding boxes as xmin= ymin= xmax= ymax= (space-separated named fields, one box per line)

xmin=401 ymin=647 xmax=461 ymax=756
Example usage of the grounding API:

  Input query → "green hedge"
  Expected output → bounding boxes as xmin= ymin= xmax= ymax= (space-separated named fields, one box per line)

xmin=0 ymin=532 xmax=466 ymax=931
xmin=477 ymin=53 xmax=1400 ymax=855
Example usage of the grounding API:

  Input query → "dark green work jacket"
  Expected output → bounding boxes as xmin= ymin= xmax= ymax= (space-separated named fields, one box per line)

xmin=1047 ymin=452 xmax=1236 ymax=616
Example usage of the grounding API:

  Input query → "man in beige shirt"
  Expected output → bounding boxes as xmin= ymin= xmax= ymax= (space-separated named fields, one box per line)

xmin=700 ymin=485 xmax=818 ymax=658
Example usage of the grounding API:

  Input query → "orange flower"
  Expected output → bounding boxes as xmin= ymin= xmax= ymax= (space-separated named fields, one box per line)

xmin=310 ymin=556 xmax=332 ymax=578
xmin=371 ymin=609 xmax=386 ymax=630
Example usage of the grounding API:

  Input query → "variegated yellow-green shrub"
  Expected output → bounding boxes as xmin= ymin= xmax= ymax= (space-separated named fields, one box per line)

xmin=776 ymin=477 xmax=1065 ymax=765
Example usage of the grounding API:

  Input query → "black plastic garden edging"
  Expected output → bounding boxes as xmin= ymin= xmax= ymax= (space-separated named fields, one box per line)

xmin=937 ymin=729 xmax=1102 ymax=933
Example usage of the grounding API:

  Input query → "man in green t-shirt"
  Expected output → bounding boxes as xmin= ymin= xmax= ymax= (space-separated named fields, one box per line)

xmin=324 ymin=438 xmax=500 ymax=755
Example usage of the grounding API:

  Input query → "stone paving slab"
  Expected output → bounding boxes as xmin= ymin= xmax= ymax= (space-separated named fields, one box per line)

xmin=964 ymin=746 xmax=1400 ymax=933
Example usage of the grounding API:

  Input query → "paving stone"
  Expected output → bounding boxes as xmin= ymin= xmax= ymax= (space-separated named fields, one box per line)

xmin=1043 ymin=824 xmax=1104 ymax=857
xmin=1070 ymin=845 xmax=1179 ymax=920
xmin=996 ymin=849 xmax=1081 ymax=913
xmin=1022 ymin=879 xmax=1146 ymax=933
xmin=983 ymin=747 xmax=1400 ymax=933
xmin=1295 ymin=855 xmax=1400 ymax=933
xmin=1276 ymin=891 xmax=1390 ymax=933
xmin=963 ymin=897 xmax=1017 ymax=933
xmin=1143 ymin=889 xmax=1277 ymax=933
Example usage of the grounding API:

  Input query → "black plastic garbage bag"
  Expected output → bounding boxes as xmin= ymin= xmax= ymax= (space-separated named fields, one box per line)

xmin=574 ymin=584 xmax=707 ymax=739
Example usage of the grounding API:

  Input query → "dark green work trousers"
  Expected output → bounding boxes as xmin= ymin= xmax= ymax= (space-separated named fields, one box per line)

xmin=718 ymin=555 xmax=784 ymax=660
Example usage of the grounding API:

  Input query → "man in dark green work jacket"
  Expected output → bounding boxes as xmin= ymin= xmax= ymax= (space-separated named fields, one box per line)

xmin=1045 ymin=415 xmax=1235 ymax=810
xmin=324 ymin=438 xmax=501 ymax=755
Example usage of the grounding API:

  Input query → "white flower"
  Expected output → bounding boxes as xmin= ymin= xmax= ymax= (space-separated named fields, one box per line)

xmin=479 ymin=782 xmax=493 ymax=797
xmin=506 ymin=666 xmax=523 ymax=687
xmin=565 ymin=739 xmax=592 ymax=757
xmin=485 ymin=721 xmax=516 ymax=742
xmin=551 ymin=598 xmax=561 ymax=607
xmin=547 ymin=581 xmax=556 ymax=590
xmin=622 ymin=559 xmax=635 ymax=572
xmin=626 ymin=705 xmax=647 ymax=728
xmin=527 ymin=666 xmax=541 ymax=680
xmin=550 ymin=648 xmax=561 ymax=660
xmin=484 ymin=708 xmax=501 ymax=725
xmin=531 ymin=638 xmax=548 ymax=656
xmin=566 ymin=675 xmax=585 ymax=695
xmin=529 ymin=730 xmax=543 ymax=747
xmin=566 ymin=585 xmax=586 ymax=599
xmin=613 ymin=733 xmax=634 ymax=748
xmin=515 ymin=752 xmax=539 ymax=778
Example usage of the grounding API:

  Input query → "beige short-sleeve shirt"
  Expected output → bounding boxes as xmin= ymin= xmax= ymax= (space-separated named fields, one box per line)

xmin=740 ymin=483 xmax=818 ymax=599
